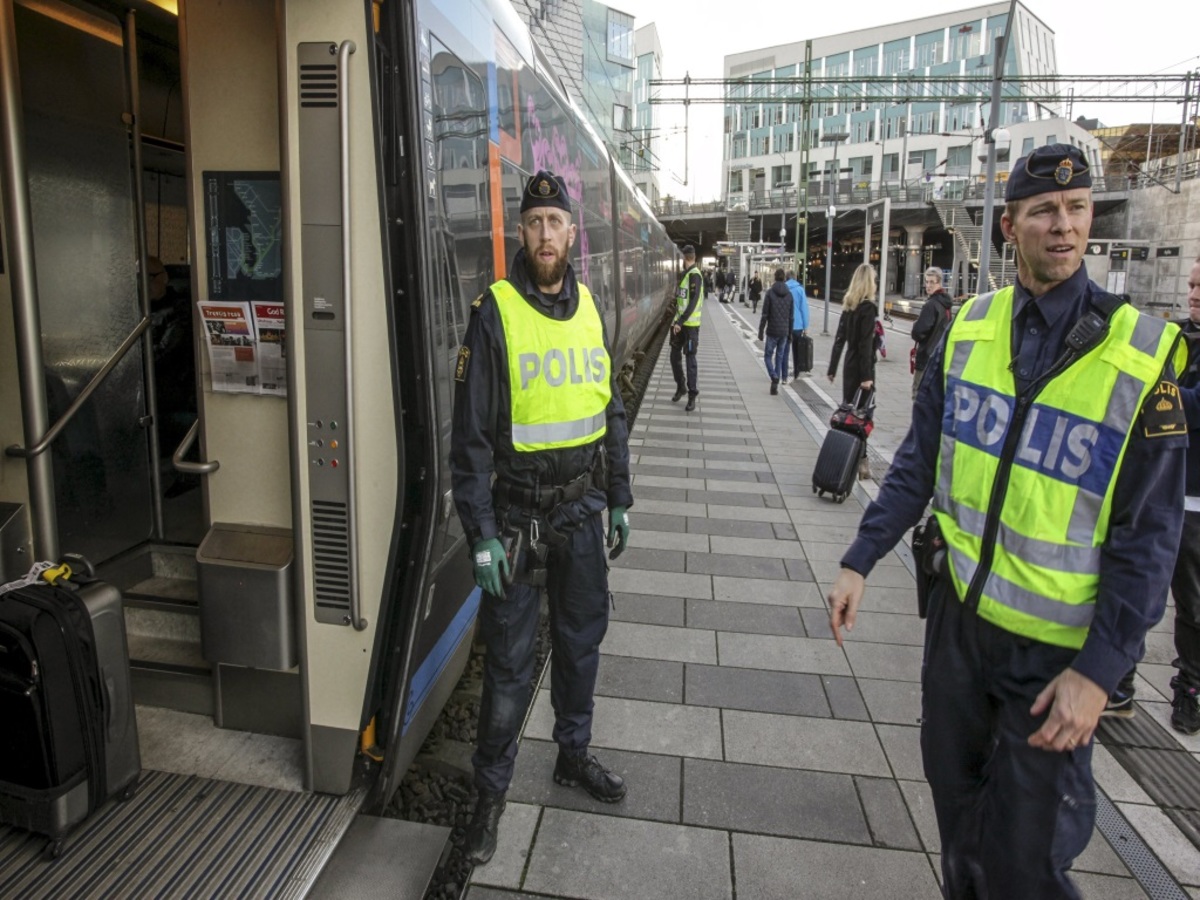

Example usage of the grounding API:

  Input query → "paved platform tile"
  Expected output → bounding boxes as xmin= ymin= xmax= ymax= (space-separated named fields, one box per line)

xmin=630 ymin=498 xmax=710 ymax=519
xmin=685 ymin=664 xmax=831 ymax=718
xmin=713 ymin=576 xmax=824 ymax=608
xmin=607 ymin=568 xmax=712 ymax=600
xmin=603 ymin=621 xmax=717 ymax=665
xmin=634 ymin=485 xmax=689 ymax=502
xmin=875 ymin=723 xmax=924 ymax=781
xmin=523 ymin=808 xmax=732 ymax=900
xmin=855 ymin=775 xmax=922 ymax=851
xmin=718 ymin=631 xmax=851 ymax=677
xmin=731 ymin=832 xmax=940 ymax=900
xmin=845 ymin=642 xmax=924 ymax=683
xmin=800 ymin=607 xmax=923 ymax=646
xmin=686 ymin=598 xmax=805 ymax=637
xmin=631 ymin=529 xmax=710 ymax=553
xmin=468 ymin=802 xmax=540 ymax=891
xmin=507 ymin=740 xmax=681 ymax=824
xmin=596 ymin=654 xmax=684 ymax=704
xmin=683 ymin=758 xmax=869 ymax=844
xmin=687 ymin=517 xmax=776 ymax=539
xmin=823 ymin=674 xmax=871 ymax=721
xmin=688 ymin=489 xmax=769 ymax=508
xmin=707 ymin=504 xmax=791 ymax=523
xmin=783 ymin=557 xmax=817 ymax=582
xmin=687 ymin=552 xmax=789 ymax=580
xmin=723 ymin=709 xmax=891 ymax=777
xmin=899 ymin=779 xmax=940 ymax=853
xmin=1068 ymin=872 xmax=1149 ymax=899
xmin=857 ymin=678 xmax=924 ymax=726
xmin=631 ymin=512 xmax=688 ymax=534
xmin=526 ymin=691 xmax=724 ymax=759
xmin=708 ymin=535 xmax=801 ymax=560
xmin=610 ymin=593 xmax=685 ymax=627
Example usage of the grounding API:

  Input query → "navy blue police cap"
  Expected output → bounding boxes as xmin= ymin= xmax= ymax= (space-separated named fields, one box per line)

xmin=520 ymin=170 xmax=572 ymax=214
xmin=1005 ymin=143 xmax=1092 ymax=202
xmin=681 ymin=244 xmax=696 ymax=256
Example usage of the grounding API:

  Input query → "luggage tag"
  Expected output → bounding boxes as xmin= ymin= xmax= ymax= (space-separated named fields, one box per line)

xmin=0 ymin=561 xmax=58 ymax=597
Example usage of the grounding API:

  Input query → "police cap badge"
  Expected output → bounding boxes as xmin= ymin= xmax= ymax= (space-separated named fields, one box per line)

xmin=1005 ymin=143 xmax=1092 ymax=202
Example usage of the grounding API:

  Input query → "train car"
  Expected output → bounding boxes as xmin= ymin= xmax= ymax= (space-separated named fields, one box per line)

xmin=0 ymin=0 xmax=676 ymax=893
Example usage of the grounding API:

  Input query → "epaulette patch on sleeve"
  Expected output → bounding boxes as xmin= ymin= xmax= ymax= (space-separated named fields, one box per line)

xmin=1142 ymin=380 xmax=1187 ymax=438
xmin=471 ymin=293 xmax=484 ymax=310
xmin=454 ymin=345 xmax=471 ymax=382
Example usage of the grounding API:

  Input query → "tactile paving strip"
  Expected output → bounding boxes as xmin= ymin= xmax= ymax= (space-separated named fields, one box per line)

xmin=1095 ymin=793 xmax=1189 ymax=900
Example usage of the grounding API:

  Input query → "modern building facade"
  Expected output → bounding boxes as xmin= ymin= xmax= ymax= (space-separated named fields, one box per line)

xmin=627 ymin=23 xmax=662 ymax=208
xmin=722 ymin=2 xmax=1100 ymax=208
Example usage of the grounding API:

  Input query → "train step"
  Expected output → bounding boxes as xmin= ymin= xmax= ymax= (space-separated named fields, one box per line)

xmin=308 ymin=815 xmax=449 ymax=900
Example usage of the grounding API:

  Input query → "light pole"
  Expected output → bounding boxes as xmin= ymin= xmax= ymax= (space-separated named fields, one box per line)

xmin=820 ymin=132 xmax=848 ymax=334
xmin=823 ymin=203 xmax=836 ymax=335
xmin=976 ymin=0 xmax=1018 ymax=294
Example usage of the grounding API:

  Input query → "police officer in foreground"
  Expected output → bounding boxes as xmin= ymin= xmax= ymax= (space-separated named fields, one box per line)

xmin=450 ymin=170 xmax=633 ymax=865
xmin=826 ymin=144 xmax=1187 ymax=898
xmin=670 ymin=244 xmax=704 ymax=411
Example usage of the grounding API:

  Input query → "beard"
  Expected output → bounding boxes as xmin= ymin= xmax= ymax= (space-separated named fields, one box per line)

xmin=527 ymin=246 xmax=568 ymax=289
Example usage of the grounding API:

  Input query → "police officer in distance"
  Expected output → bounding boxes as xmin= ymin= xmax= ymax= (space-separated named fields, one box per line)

xmin=450 ymin=170 xmax=633 ymax=865
xmin=670 ymin=244 xmax=704 ymax=411
xmin=827 ymin=144 xmax=1187 ymax=898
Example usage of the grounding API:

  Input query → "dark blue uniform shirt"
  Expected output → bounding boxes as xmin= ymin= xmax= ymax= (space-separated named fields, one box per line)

xmin=842 ymin=265 xmax=1187 ymax=694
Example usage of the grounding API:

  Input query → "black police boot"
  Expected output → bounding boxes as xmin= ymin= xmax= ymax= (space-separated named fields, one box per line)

xmin=553 ymin=749 xmax=626 ymax=802
xmin=1171 ymin=675 xmax=1200 ymax=735
xmin=672 ymin=385 xmax=686 ymax=403
xmin=462 ymin=789 xmax=506 ymax=865
xmin=685 ymin=393 xmax=697 ymax=412
xmin=770 ymin=379 xmax=779 ymax=395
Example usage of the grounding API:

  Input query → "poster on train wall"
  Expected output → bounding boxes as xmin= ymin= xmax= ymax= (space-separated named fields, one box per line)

xmin=252 ymin=303 xmax=287 ymax=397
xmin=197 ymin=301 xmax=259 ymax=394
xmin=202 ymin=171 xmax=282 ymax=301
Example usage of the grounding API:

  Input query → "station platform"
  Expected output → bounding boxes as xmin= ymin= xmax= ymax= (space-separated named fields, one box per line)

xmin=466 ymin=299 xmax=1200 ymax=900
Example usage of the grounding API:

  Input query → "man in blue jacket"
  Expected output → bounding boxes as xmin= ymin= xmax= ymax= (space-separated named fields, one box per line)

xmin=786 ymin=271 xmax=810 ymax=378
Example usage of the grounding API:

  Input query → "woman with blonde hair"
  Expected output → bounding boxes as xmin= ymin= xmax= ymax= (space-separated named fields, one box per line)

xmin=828 ymin=263 xmax=878 ymax=478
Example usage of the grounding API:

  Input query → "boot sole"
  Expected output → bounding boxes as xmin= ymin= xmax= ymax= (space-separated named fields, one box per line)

xmin=553 ymin=773 xmax=627 ymax=803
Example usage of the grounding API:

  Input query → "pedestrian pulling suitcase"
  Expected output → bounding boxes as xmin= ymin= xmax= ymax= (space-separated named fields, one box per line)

xmin=0 ymin=562 xmax=140 ymax=857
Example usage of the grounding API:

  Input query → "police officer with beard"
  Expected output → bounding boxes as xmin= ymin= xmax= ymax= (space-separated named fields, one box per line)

xmin=826 ymin=144 xmax=1187 ymax=898
xmin=450 ymin=170 xmax=633 ymax=866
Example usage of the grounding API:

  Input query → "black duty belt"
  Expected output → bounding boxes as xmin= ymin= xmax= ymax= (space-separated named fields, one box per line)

xmin=494 ymin=474 xmax=591 ymax=512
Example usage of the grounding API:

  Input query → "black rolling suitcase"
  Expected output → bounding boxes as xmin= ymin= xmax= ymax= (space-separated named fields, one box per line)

xmin=812 ymin=389 xmax=874 ymax=503
xmin=0 ymin=564 xmax=140 ymax=857
xmin=795 ymin=333 xmax=814 ymax=373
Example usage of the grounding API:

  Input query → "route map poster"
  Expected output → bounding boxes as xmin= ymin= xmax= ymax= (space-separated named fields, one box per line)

xmin=203 ymin=171 xmax=282 ymax=301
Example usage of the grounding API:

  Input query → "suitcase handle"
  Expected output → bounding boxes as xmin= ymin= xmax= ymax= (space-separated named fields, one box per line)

xmin=101 ymin=665 xmax=115 ymax=741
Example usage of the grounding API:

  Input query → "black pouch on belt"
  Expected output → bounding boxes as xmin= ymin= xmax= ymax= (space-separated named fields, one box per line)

xmin=911 ymin=514 xmax=946 ymax=619
xmin=499 ymin=528 xmax=524 ymax=589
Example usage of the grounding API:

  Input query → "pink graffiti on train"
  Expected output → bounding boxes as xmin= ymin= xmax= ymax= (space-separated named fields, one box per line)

xmin=526 ymin=94 xmax=590 ymax=285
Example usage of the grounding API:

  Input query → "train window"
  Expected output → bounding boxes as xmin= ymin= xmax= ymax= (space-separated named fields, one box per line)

xmin=428 ymin=37 xmax=489 ymax=563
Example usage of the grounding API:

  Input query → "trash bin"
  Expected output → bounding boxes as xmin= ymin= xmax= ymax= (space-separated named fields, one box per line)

xmin=197 ymin=523 xmax=295 ymax=671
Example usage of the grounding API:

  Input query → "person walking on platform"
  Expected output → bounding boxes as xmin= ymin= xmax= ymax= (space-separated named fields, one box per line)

xmin=910 ymin=266 xmax=954 ymax=400
xmin=786 ymin=271 xmax=810 ymax=379
xmin=759 ymin=268 xmax=794 ymax=394
xmin=749 ymin=272 xmax=763 ymax=313
xmin=450 ymin=170 xmax=633 ymax=866
xmin=670 ymin=244 xmax=704 ymax=412
xmin=715 ymin=267 xmax=727 ymax=303
xmin=826 ymin=144 xmax=1187 ymax=899
xmin=827 ymin=263 xmax=877 ymax=478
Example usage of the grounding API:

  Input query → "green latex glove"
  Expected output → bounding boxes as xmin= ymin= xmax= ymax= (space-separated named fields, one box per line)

xmin=607 ymin=506 xmax=630 ymax=560
xmin=472 ymin=538 xmax=510 ymax=597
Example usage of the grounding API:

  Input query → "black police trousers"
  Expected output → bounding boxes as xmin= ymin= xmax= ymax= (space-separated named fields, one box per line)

xmin=472 ymin=513 xmax=609 ymax=794
xmin=921 ymin=579 xmax=1093 ymax=899
xmin=1171 ymin=511 xmax=1200 ymax=687
xmin=670 ymin=325 xmax=699 ymax=396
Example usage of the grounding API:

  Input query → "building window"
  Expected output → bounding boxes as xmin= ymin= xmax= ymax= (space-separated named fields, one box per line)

xmin=882 ymin=39 xmax=909 ymax=75
xmin=949 ymin=22 xmax=982 ymax=61
xmin=849 ymin=156 xmax=873 ymax=180
xmin=911 ymin=109 xmax=937 ymax=135
xmin=908 ymin=148 xmax=936 ymax=178
xmin=913 ymin=31 xmax=943 ymax=68
xmin=606 ymin=9 xmax=634 ymax=66
xmin=1021 ymin=136 xmax=1035 ymax=157
xmin=729 ymin=170 xmax=743 ymax=193
xmin=612 ymin=104 xmax=630 ymax=132
xmin=772 ymin=165 xmax=792 ymax=186
xmin=946 ymin=144 xmax=972 ymax=175
xmin=882 ymin=152 xmax=899 ymax=180
xmin=751 ymin=133 xmax=770 ymax=155
xmin=1046 ymin=134 xmax=1057 ymax=146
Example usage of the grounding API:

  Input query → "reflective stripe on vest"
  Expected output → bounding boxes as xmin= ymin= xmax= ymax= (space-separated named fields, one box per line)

xmin=491 ymin=280 xmax=612 ymax=452
xmin=676 ymin=266 xmax=704 ymax=326
xmin=932 ymin=286 xmax=1185 ymax=649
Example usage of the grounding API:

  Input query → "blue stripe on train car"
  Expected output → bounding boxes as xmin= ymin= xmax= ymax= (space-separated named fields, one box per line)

xmin=486 ymin=62 xmax=499 ymax=145
xmin=402 ymin=587 xmax=482 ymax=733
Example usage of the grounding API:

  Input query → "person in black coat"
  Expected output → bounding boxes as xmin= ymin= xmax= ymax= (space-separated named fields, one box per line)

xmin=910 ymin=266 xmax=954 ymax=399
xmin=749 ymin=274 xmax=763 ymax=312
xmin=758 ymin=268 xmax=794 ymax=394
xmin=828 ymin=263 xmax=878 ymax=478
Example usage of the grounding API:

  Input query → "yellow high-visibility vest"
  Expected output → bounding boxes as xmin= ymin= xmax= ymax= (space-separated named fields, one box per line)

xmin=675 ymin=266 xmax=704 ymax=326
xmin=491 ymin=280 xmax=611 ymax=452
xmin=934 ymin=286 xmax=1184 ymax=649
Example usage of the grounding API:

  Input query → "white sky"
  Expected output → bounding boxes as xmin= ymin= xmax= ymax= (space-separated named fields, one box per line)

xmin=623 ymin=0 xmax=1199 ymax=202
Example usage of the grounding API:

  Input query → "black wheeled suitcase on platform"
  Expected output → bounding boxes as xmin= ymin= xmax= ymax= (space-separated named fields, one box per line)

xmin=812 ymin=428 xmax=863 ymax=503
xmin=796 ymin=334 xmax=814 ymax=373
xmin=0 ymin=572 xmax=140 ymax=857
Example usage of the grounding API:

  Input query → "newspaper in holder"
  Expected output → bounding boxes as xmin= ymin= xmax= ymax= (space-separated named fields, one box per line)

xmin=197 ymin=301 xmax=259 ymax=394
xmin=252 ymin=302 xmax=287 ymax=396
